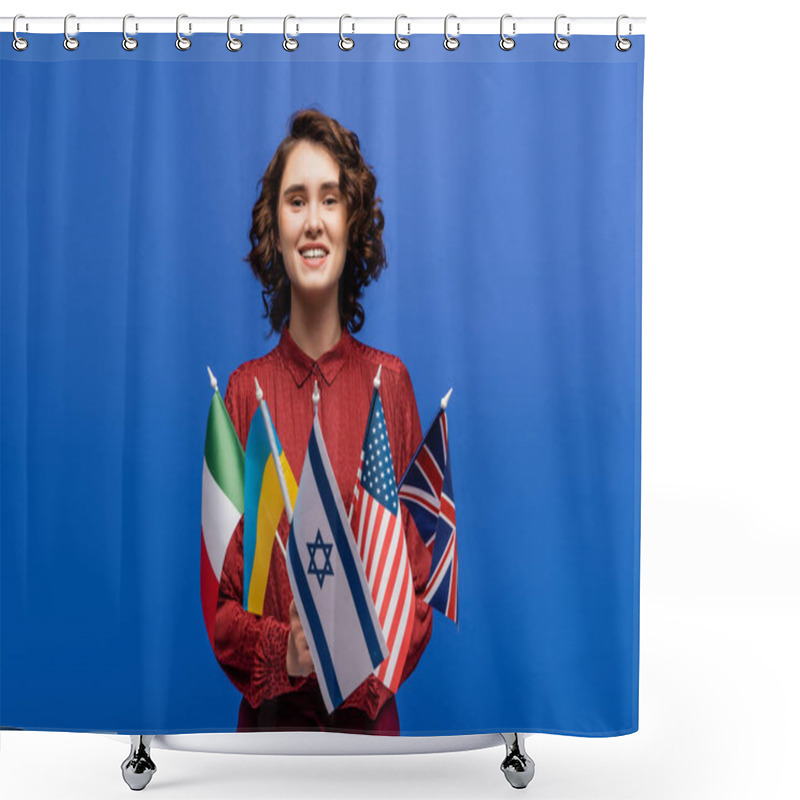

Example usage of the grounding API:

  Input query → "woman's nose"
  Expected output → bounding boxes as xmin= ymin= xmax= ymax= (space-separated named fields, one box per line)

xmin=304 ymin=201 xmax=323 ymax=235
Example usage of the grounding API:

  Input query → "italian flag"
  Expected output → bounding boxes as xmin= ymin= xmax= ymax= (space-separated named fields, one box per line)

xmin=200 ymin=384 xmax=244 ymax=646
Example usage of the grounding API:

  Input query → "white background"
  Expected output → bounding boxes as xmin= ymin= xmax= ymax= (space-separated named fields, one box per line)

xmin=2 ymin=0 xmax=799 ymax=798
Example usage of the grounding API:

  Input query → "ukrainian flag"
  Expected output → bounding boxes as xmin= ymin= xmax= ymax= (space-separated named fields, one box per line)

xmin=243 ymin=404 xmax=297 ymax=615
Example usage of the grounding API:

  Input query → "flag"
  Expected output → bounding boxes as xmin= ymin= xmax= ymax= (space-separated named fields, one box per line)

xmin=398 ymin=408 xmax=458 ymax=624
xmin=201 ymin=387 xmax=244 ymax=645
xmin=243 ymin=404 xmax=297 ymax=615
xmin=349 ymin=381 xmax=416 ymax=693
xmin=287 ymin=413 xmax=388 ymax=714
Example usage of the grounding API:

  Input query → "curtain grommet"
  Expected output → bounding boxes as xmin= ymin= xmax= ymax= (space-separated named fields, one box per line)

xmin=122 ymin=14 xmax=138 ymax=51
xmin=283 ymin=15 xmax=299 ymax=52
xmin=227 ymin=15 xmax=243 ymax=52
xmin=615 ymin=15 xmax=632 ymax=51
xmin=394 ymin=15 xmax=410 ymax=51
xmin=12 ymin=15 xmax=29 ymax=51
xmin=444 ymin=14 xmax=460 ymax=51
xmin=176 ymin=14 xmax=191 ymax=51
xmin=499 ymin=14 xmax=516 ymax=51
xmin=63 ymin=14 xmax=80 ymax=51
xmin=553 ymin=14 xmax=570 ymax=51
xmin=339 ymin=15 xmax=355 ymax=51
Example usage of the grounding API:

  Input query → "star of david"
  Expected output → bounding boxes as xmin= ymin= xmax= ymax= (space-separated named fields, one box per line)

xmin=307 ymin=530 xmax=334 ymax=588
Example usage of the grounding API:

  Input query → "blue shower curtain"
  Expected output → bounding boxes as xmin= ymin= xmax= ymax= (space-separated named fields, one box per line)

xmin=0 ymin=32 xmax=643 ymax=736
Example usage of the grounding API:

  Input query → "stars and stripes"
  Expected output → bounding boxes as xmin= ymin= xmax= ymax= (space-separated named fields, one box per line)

xmin=398 ymin=407 xmax=458 ymax=624
xmin=349 ymin=371 xmax=415 ymax=693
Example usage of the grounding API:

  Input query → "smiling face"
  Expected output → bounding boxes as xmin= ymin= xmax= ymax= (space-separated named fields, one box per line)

xmin=276 ymin=140 xmax=349 ymax=310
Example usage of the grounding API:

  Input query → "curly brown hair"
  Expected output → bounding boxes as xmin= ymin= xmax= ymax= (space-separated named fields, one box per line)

xmin=247 ymin=109 xmax=387 ymax=334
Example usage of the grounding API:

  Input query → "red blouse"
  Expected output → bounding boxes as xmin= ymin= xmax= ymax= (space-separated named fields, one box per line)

xmin=214 ymin=326 xmax=433 ymax=730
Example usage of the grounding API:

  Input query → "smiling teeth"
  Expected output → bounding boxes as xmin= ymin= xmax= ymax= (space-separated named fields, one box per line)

xmin=301 ymin=248 xmax=326 ymax=259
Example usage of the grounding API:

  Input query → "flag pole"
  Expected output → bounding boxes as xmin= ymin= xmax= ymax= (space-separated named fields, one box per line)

xmin=207 ymin=366 xmax=219 ymax=393
xmin=254 ymin=378 xmax=289 ymax=560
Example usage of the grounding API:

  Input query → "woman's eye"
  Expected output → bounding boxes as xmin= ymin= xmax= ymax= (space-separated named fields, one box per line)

xmin=290 ymin=197 xmax=304 ymax=207
xmin=324 ymin=196 xmax=338 ymax=206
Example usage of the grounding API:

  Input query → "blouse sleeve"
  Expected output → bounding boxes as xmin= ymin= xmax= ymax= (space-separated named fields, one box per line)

xmin=211 ymin=372 xmax=312 ymax=709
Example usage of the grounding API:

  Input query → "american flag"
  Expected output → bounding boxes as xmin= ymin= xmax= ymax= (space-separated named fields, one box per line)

xmin=398 ymin=407 xmax=458 ymax=624
xmin=349 ymin=375 xmax=415 ymax=693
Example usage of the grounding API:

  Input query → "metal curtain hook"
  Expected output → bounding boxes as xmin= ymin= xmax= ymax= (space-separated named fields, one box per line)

xmin=64 ymin=13 xmax=79 ymax=51
xmin=500 ymin=14 xmax=516 ymax=51
xmin=554 ymin=14 xmax=570 ymax=51
xmin=339 ymin=15 xmax=354 ymax=50
xmin=283 ymin=15 xmax=299 ymax=51
xmin=12 ymin=14 xmax=29 ymax=51
xmin=616 ymin=14 xmax=632 ymax=51
xmin=227 ymin=15 xmax=243 ymax=51
xmin=394 ymin=15 xmax=410 ymax=51
xmin=444 ymin=14 xmax=460 ymax=51
xmin=176 ymin=14 xmax=191 ymax=50
xmin=122 ymin=15 xmax=138 ymax=51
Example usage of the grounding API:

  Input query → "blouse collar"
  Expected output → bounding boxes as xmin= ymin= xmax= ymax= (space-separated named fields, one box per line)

xmin=278 ymin=324 xmax=352 ymax=387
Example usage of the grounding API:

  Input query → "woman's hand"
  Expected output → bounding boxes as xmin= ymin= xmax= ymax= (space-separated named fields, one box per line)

xmin=286 ymin=599 xmax=314 ymax=677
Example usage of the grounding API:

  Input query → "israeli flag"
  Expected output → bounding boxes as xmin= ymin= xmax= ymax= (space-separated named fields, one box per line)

xmin=287 ymin=414 xmax=389 ymax=714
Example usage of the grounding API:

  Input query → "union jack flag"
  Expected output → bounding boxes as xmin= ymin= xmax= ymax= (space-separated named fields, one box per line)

xmin=398 ymin=407 xmax=458 ymax=624
xmin=349 ymin=373 xmax=415 ymax=693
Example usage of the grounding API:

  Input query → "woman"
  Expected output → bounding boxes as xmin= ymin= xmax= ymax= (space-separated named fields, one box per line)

xmin=213 ymin=109 xmax=433 ymax=734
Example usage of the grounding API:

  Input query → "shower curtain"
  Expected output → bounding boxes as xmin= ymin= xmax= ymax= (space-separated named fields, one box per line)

xmin=0 ymin=30 xmax=643 ymax=737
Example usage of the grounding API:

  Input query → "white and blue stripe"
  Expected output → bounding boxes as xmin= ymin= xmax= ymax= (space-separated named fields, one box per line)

xmin=287 ymin=414 xmax=388 ymax=714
